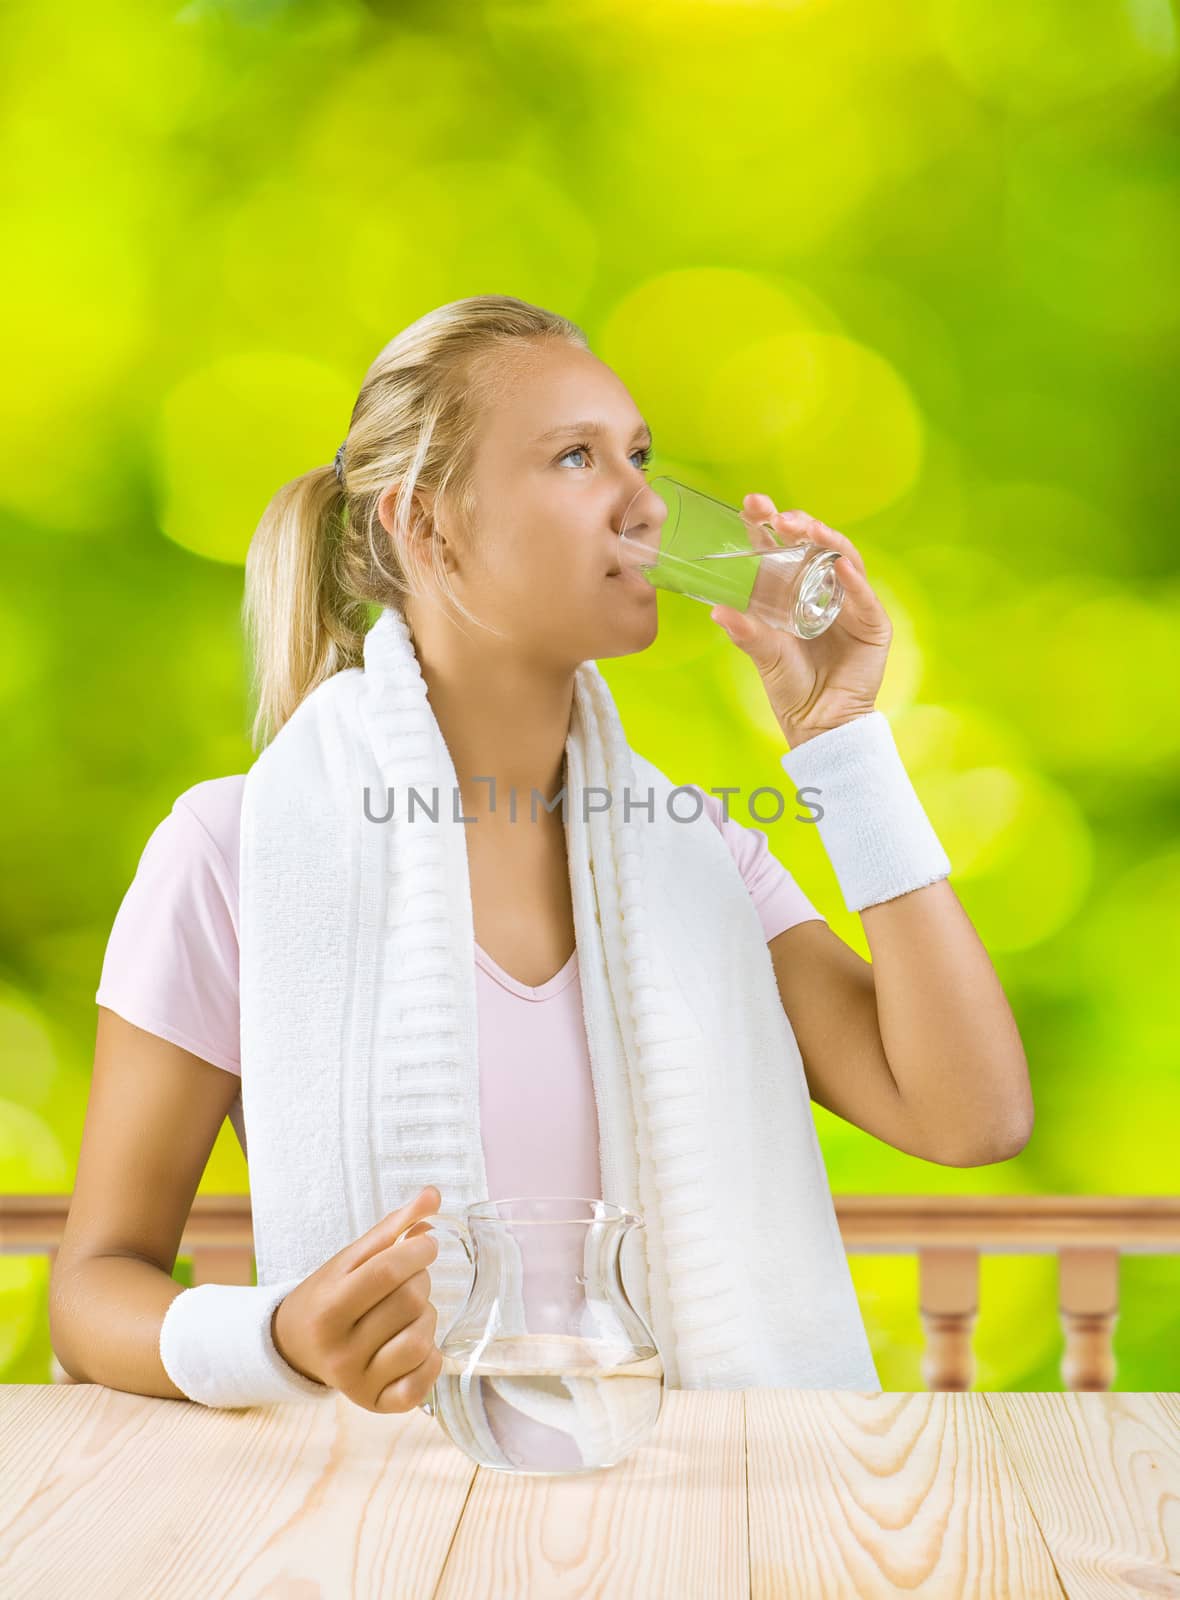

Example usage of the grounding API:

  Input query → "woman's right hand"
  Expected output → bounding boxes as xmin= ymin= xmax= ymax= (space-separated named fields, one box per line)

xmin=271 ymin=1184 xmax=445 ymax=1413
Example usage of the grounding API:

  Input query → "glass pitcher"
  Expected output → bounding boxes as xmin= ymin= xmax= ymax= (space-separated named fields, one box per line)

xmin=394 ymin=1195 xmax=664 ymax=1476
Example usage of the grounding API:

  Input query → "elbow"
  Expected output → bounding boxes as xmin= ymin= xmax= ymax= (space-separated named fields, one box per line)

xmin=48 ymin=1302 xmax=84 ymax=1384
xmin=48 ymin=1255 xmax=96 ymax=1384
xmin=938 ymin=1111 xmax=1035 ymax=1168
xmin=927 ymin=1056 xmax=1035 ymax=1167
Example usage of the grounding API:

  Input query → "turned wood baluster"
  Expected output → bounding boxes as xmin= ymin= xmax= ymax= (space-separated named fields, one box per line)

xmin=919 ymin=1248 xmax=979 ymax=1390
xmin=1058 ymin=1247 xmax=1119 ymax=1391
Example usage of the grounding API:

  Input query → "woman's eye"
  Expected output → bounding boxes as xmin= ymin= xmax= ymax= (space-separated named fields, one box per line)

xmin=558 ymin=442 xmax=653 ymax=471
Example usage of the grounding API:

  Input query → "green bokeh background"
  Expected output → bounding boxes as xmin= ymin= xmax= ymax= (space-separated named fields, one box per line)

xmin=2 ymin=0 xmax=1177 ymax=1391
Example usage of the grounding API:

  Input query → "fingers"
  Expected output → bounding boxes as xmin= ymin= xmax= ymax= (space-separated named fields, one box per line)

xmin=356 ymin=1278 xmax=439 ymax=1378
xmin=340 ymin=1185 xmax=441 ymax=1275
xmin=709 ymin=603 xmax=784 ymax=671
xmin=774 ymin=508 xmax=867 ymax=579
xmin=821 ymin=540 xmax=892 ymax=637
xmin=741 ymin=491 xmax=785 ymax=552
xmin=743 ymin=492 xmax=778 ymax=517
xmin=709 ymin=603 xmax=755 ymax=647
xmin=342 ymin=1229 xmax=440 ymax=1324
xmin=373 ymin=1337 xmax=445 ymax=1415
xmin=742 ymin=495 xmax=868 ymax=579
xmin=760 ymin=505 xmax=888 ymax=626
xmin=328 ymin=1290 xmax=444 ymax=1416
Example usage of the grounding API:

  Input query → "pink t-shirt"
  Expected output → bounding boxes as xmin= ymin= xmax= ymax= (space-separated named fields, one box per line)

xmin=96 ymin=776 xmax=825 ymax=1198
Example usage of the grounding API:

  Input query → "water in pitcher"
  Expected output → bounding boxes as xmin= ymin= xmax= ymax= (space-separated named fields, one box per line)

xmin=433 ymin=1331 xmax=664 ymax=1474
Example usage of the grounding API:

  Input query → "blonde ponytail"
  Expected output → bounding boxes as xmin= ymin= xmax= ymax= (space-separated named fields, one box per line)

xmin=242 ymin=294 xmax=588 ymax=751
xmin=242 ymin=467 xmax=369 ymax=750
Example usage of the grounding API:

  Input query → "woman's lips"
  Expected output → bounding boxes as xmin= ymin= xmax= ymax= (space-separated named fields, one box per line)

xmin=609 ymin=565 xmax=652 ymax=590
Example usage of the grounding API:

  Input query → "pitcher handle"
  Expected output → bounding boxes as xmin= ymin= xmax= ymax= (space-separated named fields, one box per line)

xmin=392 ymin=1212 xmax=473 ymax=1417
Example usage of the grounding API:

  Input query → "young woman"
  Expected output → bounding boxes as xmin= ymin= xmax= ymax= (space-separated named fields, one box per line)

xmin=51 ymin=295 xmax=1032 ymax=1415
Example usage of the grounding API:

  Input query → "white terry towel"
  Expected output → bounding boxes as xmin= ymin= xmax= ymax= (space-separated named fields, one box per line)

xmin=234 ymin=604 xmax=881 ymax=1409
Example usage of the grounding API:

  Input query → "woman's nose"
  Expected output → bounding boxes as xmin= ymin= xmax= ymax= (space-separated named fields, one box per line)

xmin=617 ymin=480 xmax=650 ymax=536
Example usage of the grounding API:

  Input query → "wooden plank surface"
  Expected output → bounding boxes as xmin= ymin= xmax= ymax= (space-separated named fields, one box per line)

xmin=984 ymin=1392 xmax=1180 ymax=1600
xmin=0 ymin=1387 xmax=474 ymax=1598
xmin=433 ymin=1388 xmax=747 ymax=1599
xmin=746 ymin=1390 xmax=1064 ymax=1599
xmin=2 ymin=1386 xmax=1178 ymax=1599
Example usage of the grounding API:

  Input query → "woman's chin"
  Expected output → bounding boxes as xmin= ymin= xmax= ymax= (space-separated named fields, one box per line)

xmin=597 ymin=603 xmax=658 ymax=656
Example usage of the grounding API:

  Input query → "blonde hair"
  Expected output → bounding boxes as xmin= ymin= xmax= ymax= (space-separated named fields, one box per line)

xmin=242 ymin=294 xmax=590 ymax=750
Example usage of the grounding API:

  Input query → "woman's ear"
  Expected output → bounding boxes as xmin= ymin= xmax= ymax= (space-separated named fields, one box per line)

xmin=378 ymin=483 xmax=456 ymax=582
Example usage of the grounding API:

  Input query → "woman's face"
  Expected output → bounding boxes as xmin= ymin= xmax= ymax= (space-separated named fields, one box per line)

xmin=415 ymin=342 xmax=663 ymax=667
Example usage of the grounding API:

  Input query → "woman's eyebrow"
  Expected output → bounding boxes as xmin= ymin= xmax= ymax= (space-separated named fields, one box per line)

xmin=534 ymin=419 xmax=653 ymax=444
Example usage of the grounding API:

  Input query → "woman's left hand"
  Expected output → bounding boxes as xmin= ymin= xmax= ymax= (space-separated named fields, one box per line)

xmin=709 ymin=493 xmax=893 ymax=747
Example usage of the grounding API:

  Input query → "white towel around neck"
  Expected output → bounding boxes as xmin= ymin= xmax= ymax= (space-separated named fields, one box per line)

xmin=238 ymin=605 xmax=880 ymax=1394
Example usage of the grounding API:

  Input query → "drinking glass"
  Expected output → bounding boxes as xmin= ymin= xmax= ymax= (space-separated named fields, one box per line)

xmin=617 ymin=475 xmax=846 ymax=639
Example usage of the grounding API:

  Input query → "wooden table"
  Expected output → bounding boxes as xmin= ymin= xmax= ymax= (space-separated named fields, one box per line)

xmin=1 ymin=1386 xmax=1177 ymax=1597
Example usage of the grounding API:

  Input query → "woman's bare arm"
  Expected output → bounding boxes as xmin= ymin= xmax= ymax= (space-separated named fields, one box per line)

xmin=49 ymin=1006 xmax=242 ymax=1398
xmin=770 ymin=885 xmax=1033 ymax=1166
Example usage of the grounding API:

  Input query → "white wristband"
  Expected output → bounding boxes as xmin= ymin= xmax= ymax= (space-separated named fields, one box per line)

xmin=780 ymin=710 xmax=951 ymax=913
xmin=159 ymin=1277 xmax=329 ymax=1408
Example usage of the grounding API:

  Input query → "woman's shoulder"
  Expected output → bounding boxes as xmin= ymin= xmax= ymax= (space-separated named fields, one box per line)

xmin=170 ymin=774 xmax=246 ymax=886
xmin=174 ymin=773 xmax=246 ymax=839
xmin=677 ymin=781 xmax=827 ymax=940
xmin=95 ymin=775 xmax=246 ymax=1075
xmin=109 ymin=774 xmax=245 ymax=923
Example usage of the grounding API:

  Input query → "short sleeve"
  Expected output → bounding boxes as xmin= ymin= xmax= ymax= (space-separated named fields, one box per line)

xmin=686 ymin=784 xmax=826 ymax=942
xmin=95 ymin=800 xmax=241 ymax=1076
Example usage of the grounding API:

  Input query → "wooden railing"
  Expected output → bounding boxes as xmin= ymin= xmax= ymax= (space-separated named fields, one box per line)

xmin=4 ymin=1194 xmax=1178 ymax=1391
